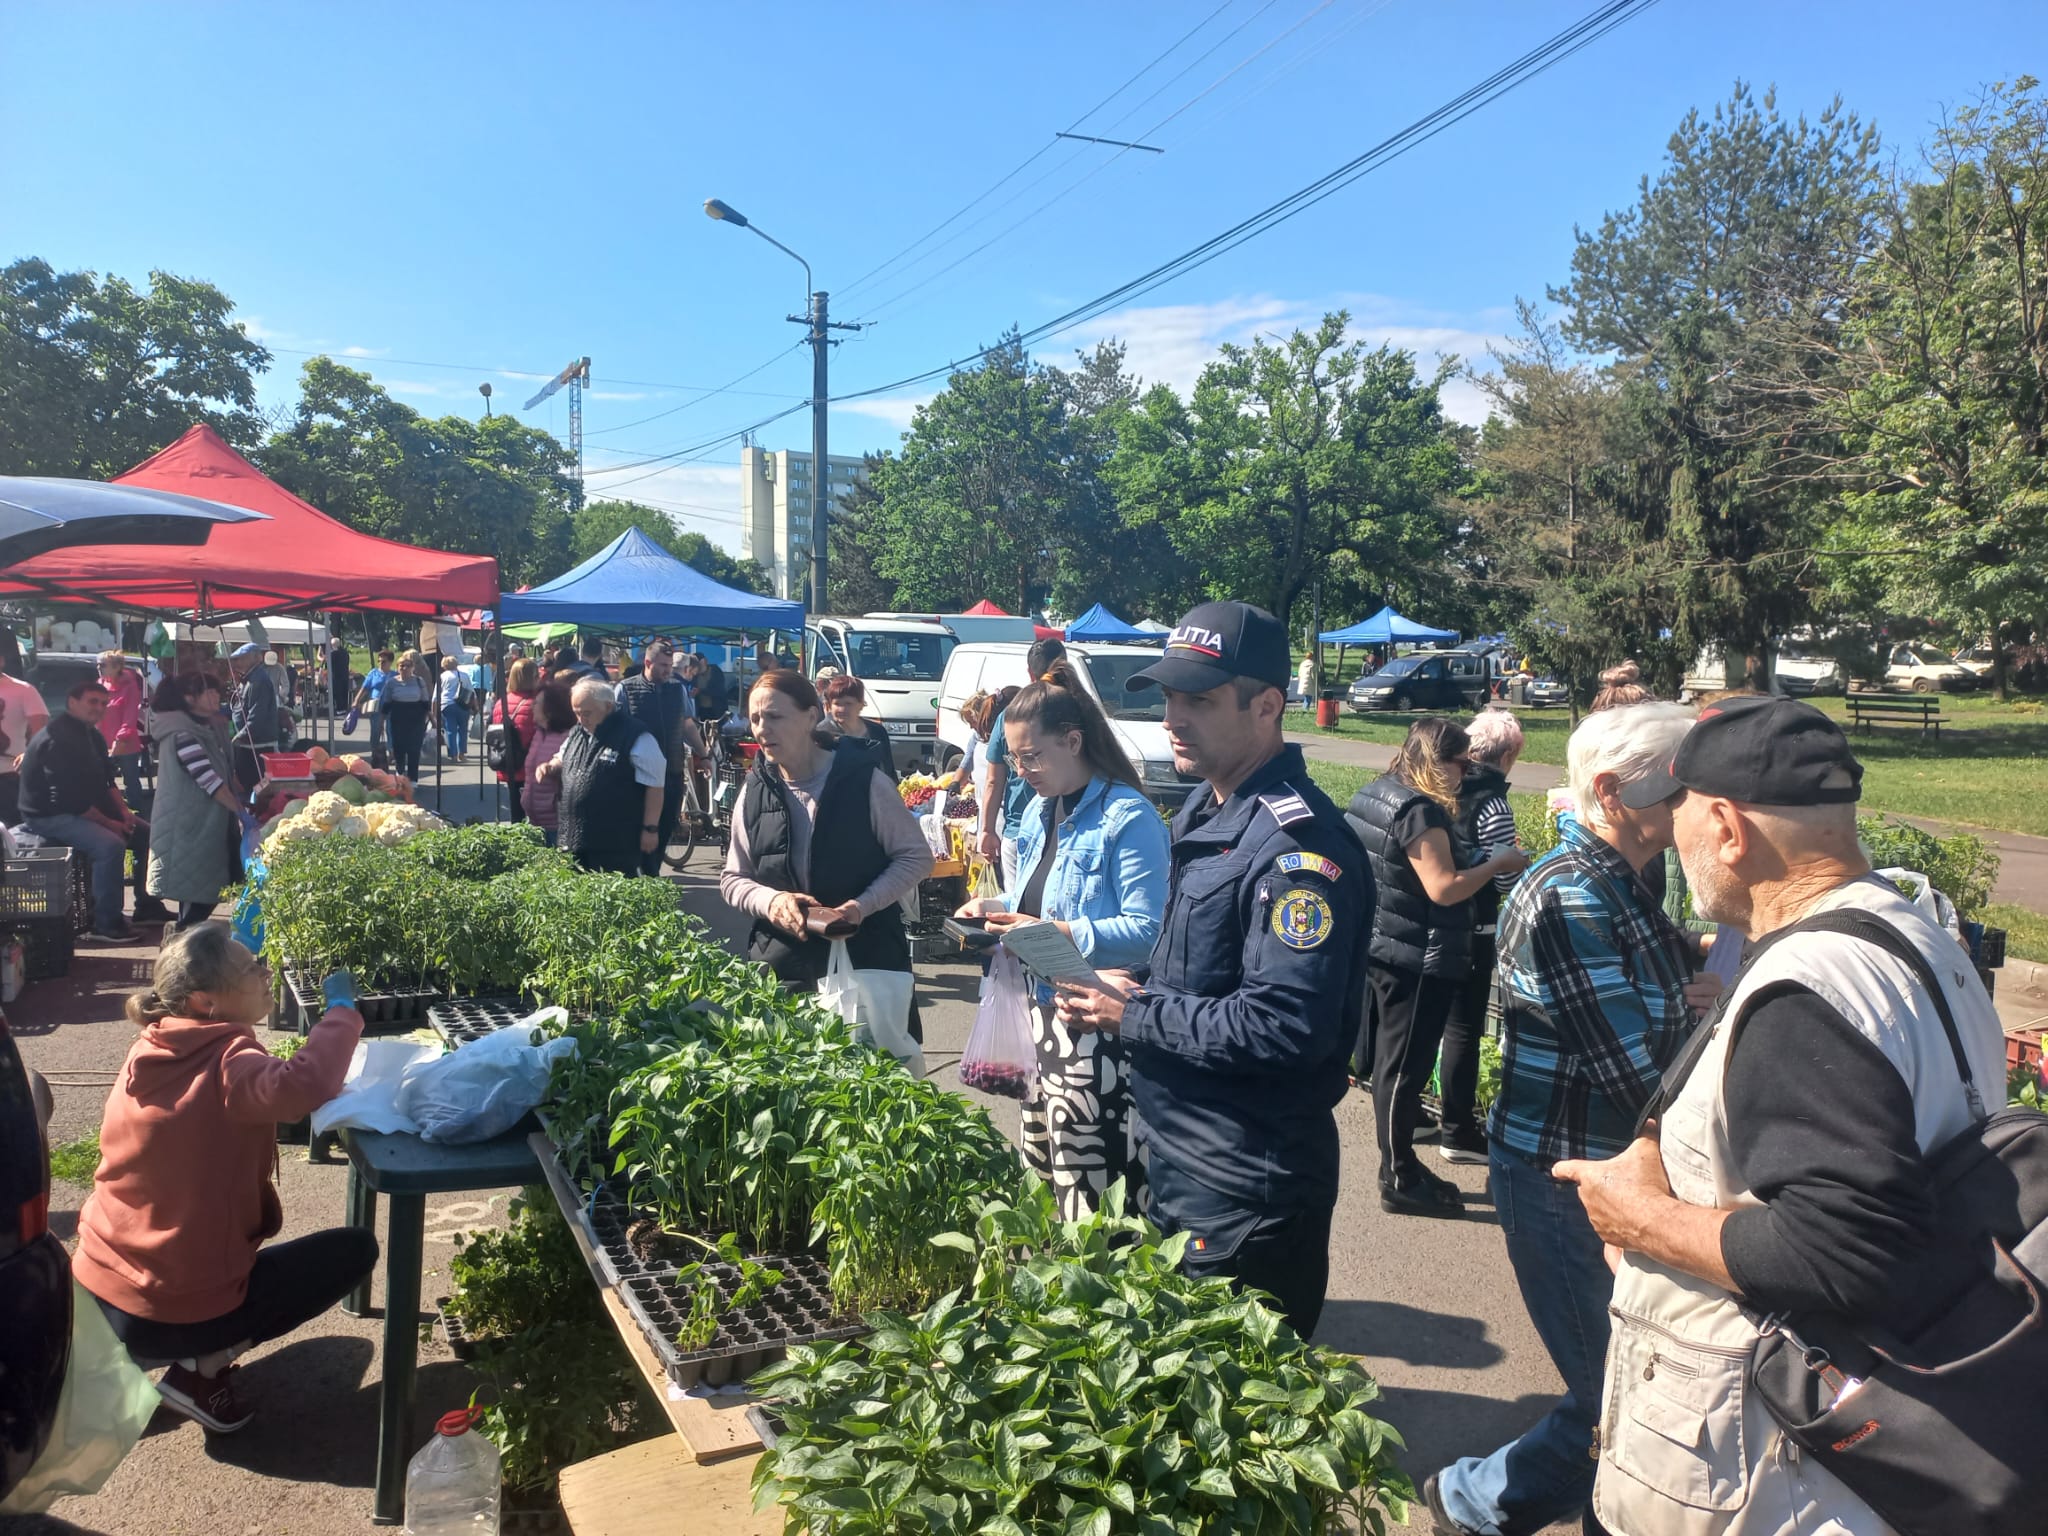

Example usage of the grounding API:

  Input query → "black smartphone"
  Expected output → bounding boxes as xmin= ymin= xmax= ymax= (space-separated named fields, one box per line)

xmin=944 ymin=916 xmax=1001 ymax=951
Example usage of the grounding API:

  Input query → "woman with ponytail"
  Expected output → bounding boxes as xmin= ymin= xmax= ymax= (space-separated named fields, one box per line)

xmin=1345 ymin=717 xmax=1527 ymax=1215
xmin=956 ymin=658 xmax=1169 ymax=1216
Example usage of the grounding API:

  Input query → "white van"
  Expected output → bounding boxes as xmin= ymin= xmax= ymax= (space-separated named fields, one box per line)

xmin=804 ymin=615 xmax=957 ymax=771
xmin=866 ymin=610 xmax=1040 ymax=646
xmin=937 ymin=642 xmax=1199 ymax=807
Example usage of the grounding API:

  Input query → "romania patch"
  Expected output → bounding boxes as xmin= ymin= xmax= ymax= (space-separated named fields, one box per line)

xmin=1270 ymin=887 xmax=1334 ymax=950
xmin=1275 ymin=850 xmax=1342 ymax=882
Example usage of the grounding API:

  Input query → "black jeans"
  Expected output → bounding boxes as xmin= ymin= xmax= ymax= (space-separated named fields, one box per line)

xmin=176 ymin=900 xmax=218 ymax=930
xmin=1370 ymin=965 xmax=1460 ymax=1187
xmin=385 ymin=704 xmax=428 ymax=780
xmin=1439 ymin=932 xmax=1497 ymax=1139
xmin=95 ymin=1227 xmax=380 ymax=1365
xmin=507 ymin=778 xmax=525 ymax=822
xmin=640 ymin=773 xmax=685 ymax=877
xmin=1148 ymin=1154 xmax=1333 ymax=1339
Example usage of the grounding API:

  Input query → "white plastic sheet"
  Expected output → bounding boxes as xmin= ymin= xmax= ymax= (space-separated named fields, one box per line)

xmin=0 ymin=1280 xmax=160 ymax=1513
xmin=311 ymin=1009 xmax=574 ymax=1142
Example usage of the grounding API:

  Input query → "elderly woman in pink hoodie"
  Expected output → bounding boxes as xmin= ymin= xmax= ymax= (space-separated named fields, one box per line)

xmin=71 ymin=923 xmax=375 ymax=1434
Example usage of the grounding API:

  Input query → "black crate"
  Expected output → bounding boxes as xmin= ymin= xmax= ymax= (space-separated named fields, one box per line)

xmin=567 ymin=1178 xmax=868 ymax=1391
xmin=1979 ymin=927 xmax=2007 ymax=969
xmin=427 ymin=996 xmax=536 ymax=1049
xmin=1 ymin=848 xmax=76 ymax=925
xmin=282 ymin=963 xmax=443 ymax=1035
xmin=11 ymin=917 xmax=73 ymax=981
xmin=436 ymin=1297 xmax=492 ymax=1361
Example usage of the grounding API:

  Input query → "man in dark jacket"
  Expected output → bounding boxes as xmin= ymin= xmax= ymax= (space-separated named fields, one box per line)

xmin=20 ymin=681 xmax=170 ymax=939
xmin=1054 ymin=601 xmax=1369 ymax=1338
xmin=616 ymin=639 xmax=704 ymax=875
xmin=228 ymin=642 xmax=279 ymax=790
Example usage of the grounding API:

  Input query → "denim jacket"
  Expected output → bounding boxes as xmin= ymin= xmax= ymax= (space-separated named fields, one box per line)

xmin=1009 ymin=776 xmax=1169 ymax=970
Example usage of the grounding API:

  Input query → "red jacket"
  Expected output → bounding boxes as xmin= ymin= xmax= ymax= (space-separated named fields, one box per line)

xmin=98 ymin=667 xmax=146 ymax=758
xmin=493 ymin=689 xmax=539 ymax=784
xmin=73 ymin=1004 xmax=364 ymax=1324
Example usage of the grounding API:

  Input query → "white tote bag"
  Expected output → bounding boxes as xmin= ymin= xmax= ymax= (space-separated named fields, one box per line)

xmin=817 ymin=937 xmax=923 ymax=1076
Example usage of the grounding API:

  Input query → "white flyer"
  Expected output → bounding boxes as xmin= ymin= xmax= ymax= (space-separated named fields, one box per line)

xmin=996 ymin=920 xmax=1107 ymax=989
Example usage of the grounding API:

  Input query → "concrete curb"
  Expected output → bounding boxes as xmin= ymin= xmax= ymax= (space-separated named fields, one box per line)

xmin=2001 ymin=956 xmax=2048 ymax=1003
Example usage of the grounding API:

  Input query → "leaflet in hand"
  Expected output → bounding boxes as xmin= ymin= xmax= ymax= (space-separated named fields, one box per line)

xmin=998 ymin=920 xmax=1106 ymax=988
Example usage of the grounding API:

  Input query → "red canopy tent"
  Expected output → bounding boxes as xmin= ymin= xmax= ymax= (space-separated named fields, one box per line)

xmin=0 ymin=425 xmax=499 ymax=619
xmin=961 ymin=599 xmax=1011 ymax=616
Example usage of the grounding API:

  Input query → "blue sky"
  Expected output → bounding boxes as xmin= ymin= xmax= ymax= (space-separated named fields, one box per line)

xmin=3 ymin=1 xmax=2035 ymax=555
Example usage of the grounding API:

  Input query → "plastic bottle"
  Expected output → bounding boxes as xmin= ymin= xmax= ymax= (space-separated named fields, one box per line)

xmin=403 ymin=1407 xmax=501 ymax=1534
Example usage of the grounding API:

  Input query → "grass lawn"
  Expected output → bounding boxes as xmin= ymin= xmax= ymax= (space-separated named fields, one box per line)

xmin=1292 ymin=692 xmax=2048 ymax=840
xmin=1982 ymin=903 xmax=2048 ymax=965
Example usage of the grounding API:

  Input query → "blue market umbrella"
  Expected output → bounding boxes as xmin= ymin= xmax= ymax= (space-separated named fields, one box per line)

xmin=0 ymin=476 xmax=265 ymax=566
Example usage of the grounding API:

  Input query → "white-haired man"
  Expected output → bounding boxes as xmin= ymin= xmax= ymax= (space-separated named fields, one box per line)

xmin=531 ymin=676 xmax=664 ymax=875
xmin=1552 ymin=695 xmax=2005 ymax=1535
xmin=1428 ymin=701 xmax=1719 ymax=1536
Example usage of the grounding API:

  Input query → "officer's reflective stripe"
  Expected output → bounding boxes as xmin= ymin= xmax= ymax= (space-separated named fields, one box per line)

xmin=1256 ymin=790 xmax=1313 ymax=828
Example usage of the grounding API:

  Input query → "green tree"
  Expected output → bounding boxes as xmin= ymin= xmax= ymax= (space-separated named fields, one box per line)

xmin=563 ymin=498 xmax=772 ymax=593
xmin=1112 ymin=314 xmax=1462 ymax=644
xmin=0 ymin=258 xmax=270 ymax=477
xmin=863 ymin=333 xmax=1073 ymax=612
xmin=1554 ymin=83 xmax=1883 ymax=668
xmin=826 ymin=469 xmax=900 ymax=614
xmin=259 ymin=357 xmax=575 ymax=587
xmin=1823 ymin=78 xmax=2048 ymax=698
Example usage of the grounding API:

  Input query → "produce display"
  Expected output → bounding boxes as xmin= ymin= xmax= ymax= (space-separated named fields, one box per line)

xmin=898 ymin=773 xmax=946 ymax=810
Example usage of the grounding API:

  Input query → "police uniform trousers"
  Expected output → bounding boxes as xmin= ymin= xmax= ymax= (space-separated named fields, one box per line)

xmin=1020 ymin=998 xmax=1147 ymax=1220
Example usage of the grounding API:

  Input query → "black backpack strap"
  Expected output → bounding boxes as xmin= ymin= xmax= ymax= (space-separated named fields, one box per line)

xmin=1759 ymin=907 xmax=1986 ymax=1120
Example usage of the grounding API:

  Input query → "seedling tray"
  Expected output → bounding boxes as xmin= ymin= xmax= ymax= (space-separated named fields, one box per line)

xmin=427 ymin=996 xmax=535 ymax=1048
xmin=533 ymin=1139 xmax=867 ymax=1391
xmin=282 ymin=963 xmax=443 ymax=1035
xmin=435 ymin=1297 xmax=491 ymax=1361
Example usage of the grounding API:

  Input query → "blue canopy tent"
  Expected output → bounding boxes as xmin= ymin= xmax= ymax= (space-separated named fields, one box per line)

xmin=1317 ymin=605 xmax=1458 ymax=646
xmin=494 ymin=527 xmax=804 ymax=632
xmin=1065 ymin=603 xmax=1156 ymax=643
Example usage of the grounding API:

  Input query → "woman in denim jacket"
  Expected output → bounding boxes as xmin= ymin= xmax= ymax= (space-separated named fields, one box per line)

xmin=958 ymin=660 xmax=1168 ymax=1216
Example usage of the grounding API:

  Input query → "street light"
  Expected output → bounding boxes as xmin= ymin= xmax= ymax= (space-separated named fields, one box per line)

xmin=707 ymin=196 xmax=859 ymax=615
xmin=478 ymin=381 xmax=493 ymax=418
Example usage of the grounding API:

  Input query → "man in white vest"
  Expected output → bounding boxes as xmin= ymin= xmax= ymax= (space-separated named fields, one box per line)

xmin=1554 ymin=695 xmax=2003 ymax=1536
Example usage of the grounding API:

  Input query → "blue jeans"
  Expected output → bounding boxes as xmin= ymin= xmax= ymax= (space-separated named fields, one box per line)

xmin=26 ymin=814 xmax=128 ymax=933
xmin=113 ymin=751 xmax=147 ymax=805
xmin=1436 ymin=1142 xmax=1613 ymax=1535
xmin=441 ymin=703 xmax=470 ymax=757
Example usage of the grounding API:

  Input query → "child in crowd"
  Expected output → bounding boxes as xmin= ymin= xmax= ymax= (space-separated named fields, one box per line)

xmin=70 ymin=923 xmax=377 ymax=1433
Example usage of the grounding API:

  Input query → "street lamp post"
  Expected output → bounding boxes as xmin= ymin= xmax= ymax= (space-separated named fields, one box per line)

xmin=705 ymin=198 xmax=859 ymax=614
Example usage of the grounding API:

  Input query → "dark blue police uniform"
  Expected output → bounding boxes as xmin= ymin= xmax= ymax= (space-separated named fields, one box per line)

xmin=1120 ymin=743 xmax=1371 ymax=1337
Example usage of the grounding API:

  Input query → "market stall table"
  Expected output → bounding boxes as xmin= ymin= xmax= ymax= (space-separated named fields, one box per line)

xmin=338 ymin=1122 xmax=542 ymax=1524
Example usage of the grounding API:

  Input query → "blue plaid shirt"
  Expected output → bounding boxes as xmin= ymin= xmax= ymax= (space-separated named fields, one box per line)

xmin=1488 ymin=817 xmax=1697 ymax=1163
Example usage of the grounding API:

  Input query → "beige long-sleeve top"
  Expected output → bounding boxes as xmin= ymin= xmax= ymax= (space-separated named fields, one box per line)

xmin=721 ymin=756 xmax=934 ymax=923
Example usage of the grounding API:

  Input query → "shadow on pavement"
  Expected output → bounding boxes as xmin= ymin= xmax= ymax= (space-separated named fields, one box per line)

xmin=1374 ymin=1385 xmax=1560 ymax=1489
xmin=1318 ymin=1299 xmax=1507 ymax=1369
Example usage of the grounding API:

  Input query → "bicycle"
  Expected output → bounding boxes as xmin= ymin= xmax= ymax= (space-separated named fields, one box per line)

xmin=664 ymin=711 xmax=738 ymax=870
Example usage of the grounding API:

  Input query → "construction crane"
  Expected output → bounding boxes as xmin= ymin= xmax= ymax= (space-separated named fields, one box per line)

xmin=524 ymin=356 xmax=592 ymax=509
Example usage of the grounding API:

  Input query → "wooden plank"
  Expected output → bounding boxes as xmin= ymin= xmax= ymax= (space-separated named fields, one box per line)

xmin=598 ymin=1287 xmax=766 ymax=1464
xmin=559 ymin=1438 xmax=779 ymax=1536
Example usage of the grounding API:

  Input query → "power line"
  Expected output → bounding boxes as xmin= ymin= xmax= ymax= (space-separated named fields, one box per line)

xmin=833 ymin=0 xmax=1242 ymax=304
xmin=584 ymin=342 xmax=809 ymax=436
xmin=834 ymin=0 xmax=1660 ymax=405
xmin=583 ymin=402 xmax=810 ymax=491
xmin=260 ymin=343 xmax=806 ymax=402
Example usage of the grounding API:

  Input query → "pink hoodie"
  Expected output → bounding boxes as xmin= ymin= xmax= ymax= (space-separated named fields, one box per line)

xmin=72 ymin=1004 xmax=364 ymax=1324
xmin=98 ymin=666 xmax=145 ymax=757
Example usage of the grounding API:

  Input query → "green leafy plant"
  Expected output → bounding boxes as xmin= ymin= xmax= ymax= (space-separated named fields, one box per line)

xmin=47 ymin=1127 xmax=100 ymax=1186
xmin=1856 ymin=814 xmax=2000 ymax=917
xmin=754 ymin=1181 xmax=1413 ymax=1536
xmin=674 ymin=1233 xmax=788 ymax=1351
xmin=2011 ymin=1054 xmax=2044 ymax=1110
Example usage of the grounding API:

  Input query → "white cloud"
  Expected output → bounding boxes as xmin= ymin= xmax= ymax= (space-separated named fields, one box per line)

xmin=381 ymin=378 xmax=471 ymax=400
xmin=587 ymin=389 xmax=651 ymax=403
xmin=1047 ymin=291 xmax=1506 ymax=427
xmin=337 ymin=344 xmax=387 ymax=359
xmin=837 ymin=396 xmax=931 ymax=431
xmin=578 ymin=462 xmax=747 ymax=557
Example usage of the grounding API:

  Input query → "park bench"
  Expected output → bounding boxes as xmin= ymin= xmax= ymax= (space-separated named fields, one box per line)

xmin=1847 ymin=693 xmax=1947 ymax=740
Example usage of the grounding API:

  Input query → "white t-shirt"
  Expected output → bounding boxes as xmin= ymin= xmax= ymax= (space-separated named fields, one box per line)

xmin=0 ymin=673 xmax=49 ymax=764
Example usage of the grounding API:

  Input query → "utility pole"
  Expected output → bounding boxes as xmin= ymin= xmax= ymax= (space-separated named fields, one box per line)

xmin=789 ymin=290 xmax=862 ymax=614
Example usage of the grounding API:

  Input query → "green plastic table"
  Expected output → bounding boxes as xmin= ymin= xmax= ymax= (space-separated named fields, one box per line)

xmin=339 ymin=1122 xmax=541 ymax=1524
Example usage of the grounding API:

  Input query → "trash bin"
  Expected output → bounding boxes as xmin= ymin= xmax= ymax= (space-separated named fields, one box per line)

xmin=1509 ymin=677 xmax=1529 ymax=706
xmin=1316 ymin=689 xmax=1341 ymax=728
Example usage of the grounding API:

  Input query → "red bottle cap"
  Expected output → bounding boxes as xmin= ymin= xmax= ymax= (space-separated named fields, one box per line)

xmin=437 ymin=1407 xmax=480 ymax=1436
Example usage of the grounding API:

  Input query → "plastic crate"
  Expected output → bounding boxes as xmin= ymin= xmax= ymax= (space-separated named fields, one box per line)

xmin=426 ymin=996 xmax=534 ymax=1048
xmin=261 ymin=751 xmax=315 ymax=780
xmin=0 ymin=848 xmax=78 ymax=927
xmin=281 ymin=963 xmax=443 ymax=1035
xmin=13 ymin=917 xmax=73 ymax=981
xmin=1979 ymin=927 xmax=2007 ymax=969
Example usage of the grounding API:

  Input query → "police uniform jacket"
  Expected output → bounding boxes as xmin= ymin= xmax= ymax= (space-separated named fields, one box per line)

xmin=1121 ymin=744 xmax=1371 ymax=1210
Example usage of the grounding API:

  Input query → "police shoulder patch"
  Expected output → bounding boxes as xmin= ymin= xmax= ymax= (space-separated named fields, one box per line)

xmin=1256 ymin=789 xmax=1313 ymax=828
xmin=1275 ymin=850 xmax=1342 ymax=882
xmin=1269 ymin=886 xmax=1334 ymax=950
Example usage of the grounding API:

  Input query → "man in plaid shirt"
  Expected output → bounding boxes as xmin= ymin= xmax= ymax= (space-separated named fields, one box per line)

xmin=1428 ymin=701 xmax=1718 ymax=1536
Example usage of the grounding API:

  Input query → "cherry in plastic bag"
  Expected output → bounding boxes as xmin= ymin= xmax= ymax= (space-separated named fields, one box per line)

xmin=959 ymin=945 xmax=1038 ymax=1100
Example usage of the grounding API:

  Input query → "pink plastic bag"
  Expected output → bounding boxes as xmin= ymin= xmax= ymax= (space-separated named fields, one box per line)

xmin=959 ymin=944 xmax=1038 ymax=1100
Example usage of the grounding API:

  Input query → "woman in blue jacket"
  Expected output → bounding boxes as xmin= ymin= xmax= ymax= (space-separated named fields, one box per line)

xmin=958 ymin=659 xmax=1168 ymax=1216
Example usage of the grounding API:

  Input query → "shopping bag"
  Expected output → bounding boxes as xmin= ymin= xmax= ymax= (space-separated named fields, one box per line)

xmin=0 ymin=1279 xmax=160 ymax=1513
xmin=394 ymin=1011 xmax=576 ymax=1143
xmin=959 ymin=944 xmax=1038 ymax=1100
xmin=817 ymin=938 xmax=923 ymax=1075
xmin=970 ymin=860 xmax=1003 ymax=903
xmin=921 ymin=790 xmax=950 ymax=857
xmin=342 ymin=704 xmax=361 ymax=735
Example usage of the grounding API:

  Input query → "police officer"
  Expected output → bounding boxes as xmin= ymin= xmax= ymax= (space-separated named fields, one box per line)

xmin=1056 ymin=601 xmax=1370 ymax=1337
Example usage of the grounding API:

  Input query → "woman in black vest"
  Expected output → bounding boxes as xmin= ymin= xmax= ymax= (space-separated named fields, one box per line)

xmin=1345 ymin=718 xmax=1528 ymax=1215
xmin=530 ymin=677 xmax=664 ymax=875
xmin=719 ymin=670 xmax=934 ymax=1031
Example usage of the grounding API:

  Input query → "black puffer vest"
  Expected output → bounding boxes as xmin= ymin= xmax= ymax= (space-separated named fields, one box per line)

xmin=1454 ymin=761 xmax=1512 ymax=932
xmin=618 ymin=673 xmax=693 ymax=769
xmin=1345 ymin=773 xmax=1472 ymax=977
xmin=742 ymin=739 xmax=910 ymax=986
xmin=556 ymin=710 xmax=649 ymax=872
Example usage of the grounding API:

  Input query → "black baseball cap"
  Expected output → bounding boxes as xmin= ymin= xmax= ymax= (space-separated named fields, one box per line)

xmin=1130 ymin=601 xmax=1290 ymax=694
xmin=1619 ymin=694 xmax=1864 ymax=809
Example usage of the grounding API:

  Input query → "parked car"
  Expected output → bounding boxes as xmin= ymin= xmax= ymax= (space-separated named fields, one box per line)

xmin=1348 ymin=651 xmax=1493 ymax=714
xmin=1953 ymin=645 xmax=2002 ymax=680
xmin=1772 ymin=640 xmax=1846 ymax=696
xmin=937 ymin=642 xmax=1199 ymax=806
xmin=1885 ymin=642 xmax=1977 ymax=694
xmin=1524 ymin=676 xmax=1569 ymax=708
xmin=0 ymin=1022 xmax=69 ymax=1505
xmin=25 ymin=651 xmax=156 ymax=718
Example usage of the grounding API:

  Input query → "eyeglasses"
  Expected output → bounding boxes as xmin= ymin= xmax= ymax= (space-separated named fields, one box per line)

xmin=1012 ymin=750 xmax=1047 ymax=771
